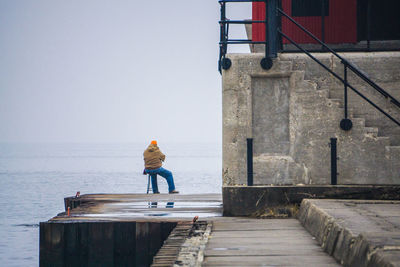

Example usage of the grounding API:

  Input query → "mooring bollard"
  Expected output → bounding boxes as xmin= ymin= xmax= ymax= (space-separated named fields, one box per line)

xmin=330 ymin=138 xmax=338 ymax=185
xmin=247 ymin=138 xmax=253 ymax=186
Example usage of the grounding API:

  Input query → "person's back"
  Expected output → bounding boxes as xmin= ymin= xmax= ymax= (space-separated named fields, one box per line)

xmin=143 ymin=143 xmax=165 ymax=170
xmin=143 ymin=140 xmax=179 ymax=194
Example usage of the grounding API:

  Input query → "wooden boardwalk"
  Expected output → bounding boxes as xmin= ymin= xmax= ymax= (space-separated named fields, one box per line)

xmin=203 ymin=218 xmax=341 ymax=266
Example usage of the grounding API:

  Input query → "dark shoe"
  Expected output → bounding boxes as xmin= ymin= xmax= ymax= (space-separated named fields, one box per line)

xmin=169 ymin=190 xmax=179 ymax=194
xmin=153 ymin=191 xmax=160 ymax=194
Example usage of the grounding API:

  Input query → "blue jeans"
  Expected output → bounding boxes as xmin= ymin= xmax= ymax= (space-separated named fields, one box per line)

xmin=145 ymin=167 xmax=176 ymax=193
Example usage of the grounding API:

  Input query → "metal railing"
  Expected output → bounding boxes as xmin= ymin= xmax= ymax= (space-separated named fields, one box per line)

xmin=219 ymin=0 xmax=400 ymax=131
xmin=277 ymin=7 xmax=400 ymax=129
xmin=219 ymin=0 xmax=399 ymax=60
xmin=219 ymin=0 xmax=276 ymax=73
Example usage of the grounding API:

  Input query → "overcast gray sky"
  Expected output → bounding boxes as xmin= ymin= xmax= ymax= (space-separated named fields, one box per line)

xmin=0 ymin=0 xmax=250 ymax=143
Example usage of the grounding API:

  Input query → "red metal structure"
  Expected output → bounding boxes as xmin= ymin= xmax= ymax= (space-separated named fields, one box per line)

xmin=253 ymin=0 xmax=357 ymax=44
xmin=219 ymin=0 xmax=400 ymax=73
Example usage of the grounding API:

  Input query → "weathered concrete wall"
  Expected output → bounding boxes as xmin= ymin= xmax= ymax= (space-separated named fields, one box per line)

xmin=222 ymin=185 xmax=400 ymax=217
xmin=281 ymin=52 xmax=400 ymax=145
xmin=222 ymin=52 xmax=400 ymax=185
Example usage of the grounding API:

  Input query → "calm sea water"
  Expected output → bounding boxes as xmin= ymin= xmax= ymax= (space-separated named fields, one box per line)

xmin=0 ymin=142 xmax=222 ymax=267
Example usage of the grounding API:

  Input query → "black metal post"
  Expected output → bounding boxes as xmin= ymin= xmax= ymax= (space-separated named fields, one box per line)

xmin=366 ymin=0 xmax=371 ymax=51
xmin=277 ymin=0 xmax=283 ymax=51
xmin=330 ymin=138 xmax=337 ymax=185
xmin=261 ymin=0 xmax=277 ymax=69
xmin=264 ymin=0 xmax=269 ymax=57
xmin=247 ymin=138 xmax=253 ymax=186
xmin=220 ymin=2 xmax=231 ymax=70
xmin=321 ymin=0 xmax=326 ymax=50
xmin=219 ymin=2 xmax=224 ymax=72
xmin=221 ymin=2 xmax=226 ymax=54
xmin=340 ymin=63 xmax=352 ymax=131
xmin=344 ymin=64 xmax=348 ymax=119
xmin=267 ymin=0 xmax=278 ymax=58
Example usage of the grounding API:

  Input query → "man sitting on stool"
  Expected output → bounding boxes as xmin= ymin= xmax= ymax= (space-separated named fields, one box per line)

xmin=143 ymin=140 xmax=179 ymax=194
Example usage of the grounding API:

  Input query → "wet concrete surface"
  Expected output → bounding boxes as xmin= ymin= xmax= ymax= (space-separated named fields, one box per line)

xmin=299 ymin=199 xmax=400 ymax=267
xmin=54 ymin=194 xmax=222 ymax=222
xmin=44 ymin=194 xmax=345 ymax=266
xmin=44 ymin=194 xmax=400 ymax=266
xmin=203 ymin=218 xmax=341 ymax=266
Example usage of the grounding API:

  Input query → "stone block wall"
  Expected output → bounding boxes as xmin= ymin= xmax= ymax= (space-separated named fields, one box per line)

xmin=222 ymin=52 xmax=400 ymax=185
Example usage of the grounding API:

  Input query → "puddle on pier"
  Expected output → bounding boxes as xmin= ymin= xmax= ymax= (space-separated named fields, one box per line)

xmin=110 ymin=201 xmax=222 ymax=208
xmin=212 ymin=247 xmax=241 ymax=251
xmin=67 ymin=200 xmax=222 ymax=219
xmin=83 ymin=211 xmax=221 ymax=218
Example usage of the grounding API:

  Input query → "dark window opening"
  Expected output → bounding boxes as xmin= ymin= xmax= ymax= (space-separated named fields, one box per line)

xmin=292 ymin=0 xmax=329 ymax=17
xmin=357 ymin=0 xmax=400 ymax=41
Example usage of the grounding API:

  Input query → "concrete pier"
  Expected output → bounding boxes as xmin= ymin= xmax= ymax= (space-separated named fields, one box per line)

xmin=40 ymin=194 xmax=222 ymax=266
xmin=41 ymin=192 xmax=400 ymax=266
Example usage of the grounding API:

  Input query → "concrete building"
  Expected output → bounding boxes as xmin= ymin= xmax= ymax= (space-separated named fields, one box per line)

xmin=220 ymin=0 xmax=400 ymax=186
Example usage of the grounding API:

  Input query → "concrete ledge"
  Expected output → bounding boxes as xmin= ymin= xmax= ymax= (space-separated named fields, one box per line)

xmin=223 ymin=185 xmax=400 ymax=217
xmin=298 ymin=199 xmax=400 ymax=267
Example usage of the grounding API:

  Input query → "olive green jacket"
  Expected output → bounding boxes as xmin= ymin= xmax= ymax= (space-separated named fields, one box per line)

xmin=143 ymin=144 xmax=166 ymax=170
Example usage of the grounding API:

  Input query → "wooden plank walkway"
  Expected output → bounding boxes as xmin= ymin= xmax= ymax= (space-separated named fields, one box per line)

xmin=203 ymin=218 xmax=341 ymax=266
